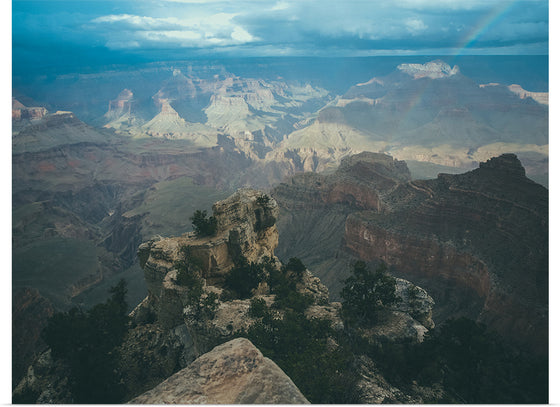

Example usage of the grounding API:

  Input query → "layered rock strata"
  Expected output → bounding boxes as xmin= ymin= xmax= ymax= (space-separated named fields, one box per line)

xmin=275 ymin=152 xmax=547 ymax=353
xmin=345 ymin=154 xmax=547 ymax=351
xmin=136 ymin=188 xmax=279 ymax=327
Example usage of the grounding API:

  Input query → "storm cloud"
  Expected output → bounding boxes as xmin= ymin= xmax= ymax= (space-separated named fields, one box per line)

xmin=12 ymin=0 xmax=548 ymax=74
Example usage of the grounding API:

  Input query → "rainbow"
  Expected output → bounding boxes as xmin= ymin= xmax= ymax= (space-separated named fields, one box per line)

xmin=454 ymin=1 xmax=519 ymax=56
xmin=394 ymin=2 xmax=521 ymax=134
xmin=386 ymin=2 xmax=522 ymax=141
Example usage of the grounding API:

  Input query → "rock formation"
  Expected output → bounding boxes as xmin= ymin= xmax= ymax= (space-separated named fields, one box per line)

xmin=136 ymin=188 xmax=279 ymax=317
xmin=12 ymin=98 xmax=47 ymax=122
xmin=12 ymin=111 xmax=112 ymax=154
xmin=397 ymin=60 xmax=460 ymax=79
xmin=276 ymin=60 xmax=547 ymax=184
xmin=507 ymin=84 xmax=548 ymax=105
xmin=128 ymin=187 xmax=435 ymax=402
xmin=13 ymin=186 xmax=438 ymax=403
xmin=130 ymin=338 xmax=310 ymax=404
xmin=275 ymin=152 xmax=547 ymax=354
xmin=105 ymin=89 xmax=134 ymax=119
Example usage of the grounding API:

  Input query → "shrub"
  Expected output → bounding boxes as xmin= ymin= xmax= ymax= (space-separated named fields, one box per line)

xmin=224 ymin=257 xmax=265 ymax=299
xmin=256 ymin=194 xmax=271 ymax=206
xmin=268 ymin=258 xmax=313 ymax=312
xmin=41 ymin=280 xmax=130 ymax=403
xmin=340 ymin=261 xmax=399 ymax=325
xmin=248 ymin=297 xmax=269 ymax=318
xmin=246 ymin=310 xmax=361 ymax=403
xmin=359 ymin=317 xmax=549 ymax=404
xmin=283 ymin=257 xmax=306 ymax=278
xmin=175 ymin=261 xmax=200 ymax=287
xmin=190 ymin=209 xmax=217 ymax=237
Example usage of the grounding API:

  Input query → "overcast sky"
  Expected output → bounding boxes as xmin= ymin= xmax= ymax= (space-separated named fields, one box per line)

xmin=12 ymin=0 xmax=549 ymax=74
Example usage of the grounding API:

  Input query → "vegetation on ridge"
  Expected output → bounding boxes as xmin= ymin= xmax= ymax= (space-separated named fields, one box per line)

xmin=190 ymin=209 xmax=217 ymax=237
xmin=340 ymin=261 xmax=399 ymax=325
xmin=38 ymin=280 xmax=130 ymax=404
xmin=242 ymin=257 xmax=361 ymax=403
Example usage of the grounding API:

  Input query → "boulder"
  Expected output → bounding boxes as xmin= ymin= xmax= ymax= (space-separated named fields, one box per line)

xmin=129 ymin=338 xmax=309 ymax=404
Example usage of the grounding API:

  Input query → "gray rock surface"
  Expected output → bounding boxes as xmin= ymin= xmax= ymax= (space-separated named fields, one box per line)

xmin=129 ymin=337 xmax=310 ymax=404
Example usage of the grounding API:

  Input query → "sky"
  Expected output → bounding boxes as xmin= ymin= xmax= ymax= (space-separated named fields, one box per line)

xmin=11 ymin=0 xmax=549 ymax=75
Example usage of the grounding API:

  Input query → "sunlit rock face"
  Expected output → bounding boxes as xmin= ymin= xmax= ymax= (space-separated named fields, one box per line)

xmin=137 ymin=188 xmax=279 ymax=303
xmin=12 ymin=98 xmax=47 ymax=122
xmin=397 ymin=60 xmax=460 ymax=79
xmin=129 ymin=338 xmax=310 ymax=404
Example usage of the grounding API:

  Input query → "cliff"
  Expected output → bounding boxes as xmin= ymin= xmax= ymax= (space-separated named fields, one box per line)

xmin=12 ymin=98 xmax=47 ymax=123
xmin=136 ymin=188 xmax=279 ymax=319
xmin=12 ymin=111 xmax=112 ymax=154
xmin=346 ymin=154 xmax=548 ymax=351
xmin=275 ymin=152 xmax=548 ymax=354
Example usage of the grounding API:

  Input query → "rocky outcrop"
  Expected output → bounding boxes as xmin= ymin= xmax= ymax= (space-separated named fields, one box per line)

xmin=133 ymin=188 xmax=349 ymax=354
xmin=132 ymin=188 xmax=281 ymax=363
xmin=274 ymin=152 xmax=410 ymax=212
xmin=508 ymin=84 xmax=548 ymax=105
xmin=12 ymin=111 xmax=111 ymax=154
xmin=137 ymin=188 xmax=279 ymax=302
xmin=12 ymin=98 xmax=47 ymax=122
xmin=141 ymin=100 xmax=217 ymax=146
xmin=105 ymin=89 xmax=134 ymax=119
xmin=397 ymin=60 xmax=460 ymax=79
xmin=129 ymin=338 xmax=310 ymax=404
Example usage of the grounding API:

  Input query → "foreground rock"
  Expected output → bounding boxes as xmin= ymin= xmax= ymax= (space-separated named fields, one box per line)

xmin=130 ymin=338 xmax=310 ymax=404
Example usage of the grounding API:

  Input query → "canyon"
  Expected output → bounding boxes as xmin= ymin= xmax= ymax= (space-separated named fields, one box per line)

xmin=274 ymin=152 xmax=547 ymax=353
xmin=12 ymin=57 xmax=548 ymax=400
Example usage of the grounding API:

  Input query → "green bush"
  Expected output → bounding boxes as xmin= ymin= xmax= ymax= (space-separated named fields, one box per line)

xmin=199 ymin=292 xmax=219 ymax=320
xmin=175 ymin=261 xmax=200 ymax=287
xmin=224 ymin=257 xmax=265 ymax=299
xmin=246 ymin=311 xmax=361 ymax=403
xmin=417 ymin=318 xmax=548 ymax=403
xmin=340 ymin=261 xmax=399 ymax=325
xmin=358 ymin=317 xmax=548 ymax=404
xmin=248 ymin=297 xmax=269 ymax=318
xmin=41 ymin=280 xmax=130 ymax=403
xmin=256 ymin=194 xmax=271 ymax=206
xmin=283 ymin=257 xmax=306 ymax=278
xmin=267 ymin=257 xmax=314 ymax=312
xmin=190 ymin=209 xmax=217 ymax=237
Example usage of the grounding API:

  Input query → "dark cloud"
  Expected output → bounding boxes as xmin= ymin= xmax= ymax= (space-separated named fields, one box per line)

xmin=12 ymin=0 xmax=549 ymax=75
